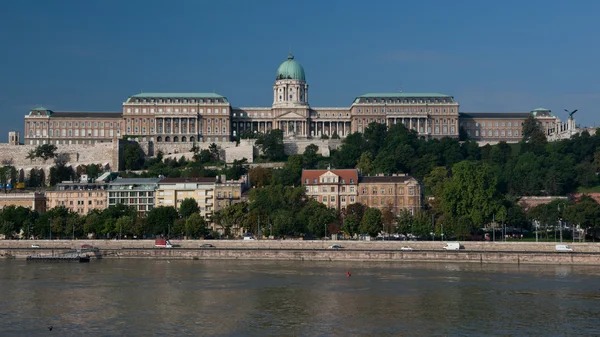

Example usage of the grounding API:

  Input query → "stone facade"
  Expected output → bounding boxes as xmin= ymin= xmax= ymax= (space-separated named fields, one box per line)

xmin=24 ymin=108 xmax=122 ymax=145
xmin=0 ymin=192 xmax=45 ymax=211
xmin=0 ymin=141 xmax=119 ymax=178
xmin=358 ymin=175 xmax=423 ymax=215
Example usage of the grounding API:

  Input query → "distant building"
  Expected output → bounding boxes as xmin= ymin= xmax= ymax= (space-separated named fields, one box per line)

xmin=459 ymin=108 xmax=561 ymax=143
xmin=518 ymin=196 xmax=569 ymax=212
xmin=46 ymin=182 xmax=109 ymax=215
xmin=23 ymin=52 xmax=573 ymax=149
xmin=156 ymin=175 xmax=245 ymax=232
xmin=213 ymin=175 xmax=244 ymax=214
xmin=0 ymin=192 xmax=45 ymax=212
xmin=45 ymin=172 xmax=118 ymax=215
xmin=301 ymin=169 xmax=422 ymax=215
xmin=358 ymin=174 xmax=422 ymax=215
xmin=24 ymin=107 xmax=122 ymax=145
xmin=301 ymin=169 xmax=359 ymax=210
xmin=107 ymin=178 xmax=160 ymax=216
xmin=156 ymin=177 xmax=217 ymax=219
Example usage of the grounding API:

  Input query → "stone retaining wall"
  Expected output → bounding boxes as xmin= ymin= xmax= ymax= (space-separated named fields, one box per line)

xmin=1 ymin=240 xmax=598 ymax=252
xmin=3 ymin=247 xmax=599 ymax=265
xmin=0 ymin=142 xmax=118 ymax=173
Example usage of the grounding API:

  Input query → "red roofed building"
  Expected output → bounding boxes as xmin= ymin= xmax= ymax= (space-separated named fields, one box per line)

xmin=301 ymin=169 xmax=359 ymax=210
xmin=301 ymin=169 xmax=422 ymax=215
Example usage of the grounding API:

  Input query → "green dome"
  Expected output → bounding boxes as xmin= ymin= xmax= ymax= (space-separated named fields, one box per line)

xmin=276 ymin=53 xmax=306 ymax=81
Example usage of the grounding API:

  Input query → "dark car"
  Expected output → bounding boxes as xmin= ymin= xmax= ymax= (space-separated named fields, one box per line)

xmin=200 ymin=244 xmax=215 ymax=248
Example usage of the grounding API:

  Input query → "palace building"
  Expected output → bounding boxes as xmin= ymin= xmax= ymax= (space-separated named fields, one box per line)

xmin=23 ymin=53 xmax=566 ymax=146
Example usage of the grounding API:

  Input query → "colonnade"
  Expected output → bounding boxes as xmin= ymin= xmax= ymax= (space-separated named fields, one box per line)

xmin=310 ymin=121 xmax=351 ymax=137
xmin=387 ymin=117 xmax=429 ymax=133
xmin=155 ymin=117 xmax=198 ymax=134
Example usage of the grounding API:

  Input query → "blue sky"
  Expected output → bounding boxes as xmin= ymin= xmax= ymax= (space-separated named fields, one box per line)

xmin=1 ymin=0 xmax=599 ymax=141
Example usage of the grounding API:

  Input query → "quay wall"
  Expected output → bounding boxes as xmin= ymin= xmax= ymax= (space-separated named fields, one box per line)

xmin=0 ymin=240 xmax=599 ymax=252
xmin=2 ymin=248 xmax=600 ymax=265
xmin=2 ymin=240 xmax=600 ymax=265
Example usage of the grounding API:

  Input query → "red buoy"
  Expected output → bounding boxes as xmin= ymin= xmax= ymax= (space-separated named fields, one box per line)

xmin=346 ymin=270 xmax=351 ymax=277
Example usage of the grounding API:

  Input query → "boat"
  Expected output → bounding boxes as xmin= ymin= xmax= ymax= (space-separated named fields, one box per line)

xmin=27 ymin=254 xmax=91 ymax=263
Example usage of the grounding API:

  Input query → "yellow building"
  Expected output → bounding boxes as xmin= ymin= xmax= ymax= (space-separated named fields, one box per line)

xmin=46 ymin=182 xmax=109 ymax=215
xmin=156 ymin=177 xmax=216 ymax=218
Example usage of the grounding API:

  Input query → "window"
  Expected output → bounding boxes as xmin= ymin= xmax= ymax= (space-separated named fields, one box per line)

xmin=305 ymin=179 xmax=309 ymax=184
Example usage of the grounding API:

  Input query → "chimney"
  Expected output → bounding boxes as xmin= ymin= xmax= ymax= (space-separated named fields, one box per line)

xmin=221 ymin=174 xmax=226 ymax=182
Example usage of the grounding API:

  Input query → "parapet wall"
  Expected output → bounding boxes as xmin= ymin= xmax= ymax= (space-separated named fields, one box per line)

xmin=0 ymin=142 xmax=118 ymax=173
xmin=2 ymin=240 xmax=598 ymax=252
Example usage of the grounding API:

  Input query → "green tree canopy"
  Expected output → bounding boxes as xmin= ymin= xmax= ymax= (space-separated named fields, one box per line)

xmin=179 ymin=198 xmax=200 ymax=218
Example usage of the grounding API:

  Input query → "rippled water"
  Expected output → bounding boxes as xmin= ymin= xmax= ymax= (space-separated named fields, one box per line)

xmin=1 ymin=259 xmax=599 ymax=336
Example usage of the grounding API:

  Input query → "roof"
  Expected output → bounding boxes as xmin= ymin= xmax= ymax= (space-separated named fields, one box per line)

xmin=359 ymin=175 xmax=417 ymax=184
xmin=301 ymin=169 xmax=358 ymax=184
xmin=130 ymin=93 xmax=225 ymax=99
xmin=50 ymin=112 xmax=122 ymax=118
xmin=459 ymin=112 xmax=530 ymax=119
xmin=109 ymin=178 xmax=161 ymax=185
xmin=357 ymin=93 xmax=452 ymax=98
xmin=276 ymin=53 xmax=306 ymax=81
xmin=126 ymin=93 xmax=228 ymax=103
xmin=159 ymin=177 xmax=216 ymax=184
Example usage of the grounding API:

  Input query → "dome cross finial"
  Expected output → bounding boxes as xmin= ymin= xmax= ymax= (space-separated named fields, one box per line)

xmin=287 ymin=48 xmax=294 ymax=60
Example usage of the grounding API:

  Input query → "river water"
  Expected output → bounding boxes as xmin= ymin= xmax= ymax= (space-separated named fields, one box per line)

xmin=1 ymin=259 xmax=599 ymax=336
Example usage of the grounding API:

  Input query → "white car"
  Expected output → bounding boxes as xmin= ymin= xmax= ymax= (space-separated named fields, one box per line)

xmin=31 ymin=244 xmax=41 ymax=248
xmin=328 ymin=244 xmax=343 ymax=249
xmin=400 ymin=246 xmax=413 ymax=251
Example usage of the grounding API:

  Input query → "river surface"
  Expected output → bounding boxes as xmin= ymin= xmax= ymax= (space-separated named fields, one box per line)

xmin=1 ymin=259 xmax=599 ymax=336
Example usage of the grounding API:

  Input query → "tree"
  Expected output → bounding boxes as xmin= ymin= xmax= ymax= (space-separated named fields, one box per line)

xmin=344 ymin=203 xmax=367 ymax=223
xmin=84 ymin=212 xmax=104 ymax=238
xmin=213 ymin=202 xmax=249 ymax=237
xmin=185 ymin=213 xmax=209 ymax=238
xmin=396 ymin=209 xmax=413 ymax=235
xmin=197 ymin=149 xmax=213 ymax=163
xmin=123 ymin=143 xmax=145 ymax=170
xmin=356 ymin=152 xmax=375 ymax=176
xmin=0 ymin=165 xmax=17 ymax=192
xmin=26 ymin=149 xmax=36 ymax=163
xmin=441 ymin=161 xmax=499 ymax=229
xmin=297 ymin=200 xmax=337 ymax=237
xmin=255 ymin=129 xmax=285 ymax=161
xmin=145 ymin=206 xmax=179 ymax=236
xmin=190 ymin=141 xmax=200 ymax=155
xmin=248 ymin=167 xmax=271 ymax=187
xmin=208 ymin=143 xmax=220 ymax=161
xmin=30 ymin=144 xmax=57 ymax=162
xmin=331 ymin=131 xmax=340 ymax=140
xmin=303 ymin=144 xmax=319 ymax=169
xmin=359 ymin=207 xmax=382 ymax=237
xmin=342 ymin=213 xmax=360 ymax=237
xmin=223 ymin=158 xmax=248 ymax=180
xmin=381 ymin=206 xmax=396 ymax=234
xmin=179 ymin=198 xmax=200 ymax=219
